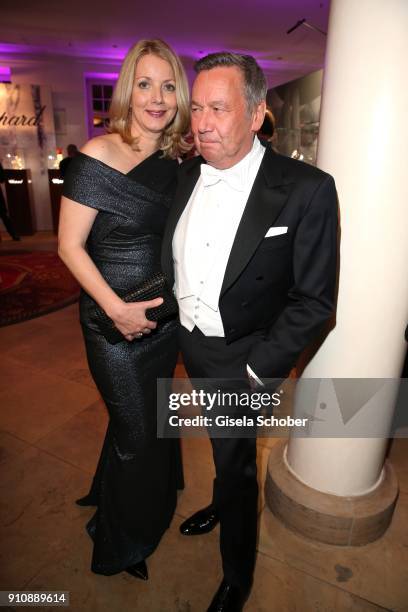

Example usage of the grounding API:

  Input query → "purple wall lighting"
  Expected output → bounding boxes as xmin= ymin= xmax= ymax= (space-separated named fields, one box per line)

xmin=0 ymin=66 xmax=12 ymax=83
xmin=83 ymin=71 xmax=119 ymax=81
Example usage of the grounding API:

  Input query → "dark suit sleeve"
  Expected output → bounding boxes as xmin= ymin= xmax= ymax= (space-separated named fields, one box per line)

xmin=248 ymin=174 xmax=338 ymax=380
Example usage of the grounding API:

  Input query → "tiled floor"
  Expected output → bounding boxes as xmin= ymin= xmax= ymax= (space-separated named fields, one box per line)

xmin=1 ymin=233 xmax=407 ymax=611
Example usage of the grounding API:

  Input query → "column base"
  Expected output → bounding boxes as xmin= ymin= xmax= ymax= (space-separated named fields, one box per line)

xmin=265 ymin=440 xmax=399 ymax=546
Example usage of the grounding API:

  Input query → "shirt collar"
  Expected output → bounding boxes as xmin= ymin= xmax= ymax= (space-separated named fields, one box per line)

xmin=200 ymin=137 xmax=263 ymax=192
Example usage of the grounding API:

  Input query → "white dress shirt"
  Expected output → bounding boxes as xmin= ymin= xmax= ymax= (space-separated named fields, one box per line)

xmin=173 ymin=137 xmax=266 ymax=385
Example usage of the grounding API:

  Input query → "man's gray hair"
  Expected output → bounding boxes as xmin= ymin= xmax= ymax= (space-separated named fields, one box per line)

xmin=194 ymin=52 xmax=267 ymax=111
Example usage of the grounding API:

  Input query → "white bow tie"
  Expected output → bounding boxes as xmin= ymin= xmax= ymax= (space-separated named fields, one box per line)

xmin=200 ymin=164 xmax=244 ymax=191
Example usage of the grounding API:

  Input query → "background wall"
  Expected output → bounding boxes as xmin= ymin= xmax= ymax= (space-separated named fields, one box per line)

xmin=268 ymin=69 xmax=322 ymax=164
xmin=0 ymin=53 xmax=125 ymax=152
xmin=0 ymin=53 xmax=123 ymax=230
xmin=0 ymin=82 xmax=57 ymax=229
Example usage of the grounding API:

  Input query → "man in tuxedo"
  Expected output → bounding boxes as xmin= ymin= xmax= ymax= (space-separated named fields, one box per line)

xmin=162 ymin=52 xmax=338 ymax=611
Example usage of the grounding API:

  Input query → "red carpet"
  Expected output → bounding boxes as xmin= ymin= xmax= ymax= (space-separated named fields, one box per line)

xmin=0 ymin=250 xmax=80 ymax=326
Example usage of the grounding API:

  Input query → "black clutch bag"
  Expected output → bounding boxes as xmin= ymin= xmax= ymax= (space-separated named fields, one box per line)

xmin=89 ymin=272 xmax=178 ymax=344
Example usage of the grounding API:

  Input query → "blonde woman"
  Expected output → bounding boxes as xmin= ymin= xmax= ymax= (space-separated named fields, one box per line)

xmin=58 ymin=40 xmax=190 ymax=580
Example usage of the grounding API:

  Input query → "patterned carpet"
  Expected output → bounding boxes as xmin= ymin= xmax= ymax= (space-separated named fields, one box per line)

xmin=0 ymin=250 xmax=80 ymax=326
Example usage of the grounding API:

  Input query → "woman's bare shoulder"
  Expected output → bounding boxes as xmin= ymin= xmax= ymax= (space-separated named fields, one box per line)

xmin=80 ymin=134 xmax=121 ymax=164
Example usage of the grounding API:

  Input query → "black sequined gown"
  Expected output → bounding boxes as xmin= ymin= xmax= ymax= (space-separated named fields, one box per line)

xmin=63 ymin=151 xmax=182 ymax=575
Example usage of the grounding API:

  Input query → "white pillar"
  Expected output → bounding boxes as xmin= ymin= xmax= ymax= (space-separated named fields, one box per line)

xmin=286 ymin=0 xmax=408 ymax=496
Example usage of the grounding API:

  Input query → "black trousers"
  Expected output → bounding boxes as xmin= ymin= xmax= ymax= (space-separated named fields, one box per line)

xmin=179 ymin=325 xmax=261 ymax=590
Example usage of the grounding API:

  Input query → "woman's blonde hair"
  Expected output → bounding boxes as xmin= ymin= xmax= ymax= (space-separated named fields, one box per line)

xmin=108 ymin=39 xmax=191 ymax=158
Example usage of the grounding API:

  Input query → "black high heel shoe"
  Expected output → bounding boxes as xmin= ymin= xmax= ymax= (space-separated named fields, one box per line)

xmin=75 ymin=494 xmax=97 ymax=507
xmin=126 ymin=560 xmax=148 ymax=581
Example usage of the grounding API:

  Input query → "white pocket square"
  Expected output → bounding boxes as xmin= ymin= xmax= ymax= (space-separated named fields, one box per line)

xmin=265 ymin=226 xmax=288 ymax=237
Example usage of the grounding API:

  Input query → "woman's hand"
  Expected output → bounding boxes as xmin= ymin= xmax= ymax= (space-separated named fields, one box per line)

xmin=107 ymin=297 xmax=164 ymax=341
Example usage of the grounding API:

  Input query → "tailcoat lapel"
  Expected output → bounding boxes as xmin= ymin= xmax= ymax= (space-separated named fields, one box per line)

xmin=220 ymin=147 xmax=294 ymax=296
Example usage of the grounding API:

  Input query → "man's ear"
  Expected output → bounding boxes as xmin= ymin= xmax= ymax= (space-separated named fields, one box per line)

xmin=251 ymin=100 xmax=266 ymax=132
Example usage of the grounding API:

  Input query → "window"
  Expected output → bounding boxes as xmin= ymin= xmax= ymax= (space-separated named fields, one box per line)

xmin=85 ymin=77 xmax=117 ymax=138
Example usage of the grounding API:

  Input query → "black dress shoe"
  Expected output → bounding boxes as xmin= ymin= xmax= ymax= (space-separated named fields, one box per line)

xmin=207 ymin=579 xmax=249 ymax=612
xmin=126 ymin=560 xmax=148 ymax=581
xmin=179 ymin=504 xmax=219 ymax=536
xmin=75 ymin=494 xmax=97 ymax=507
